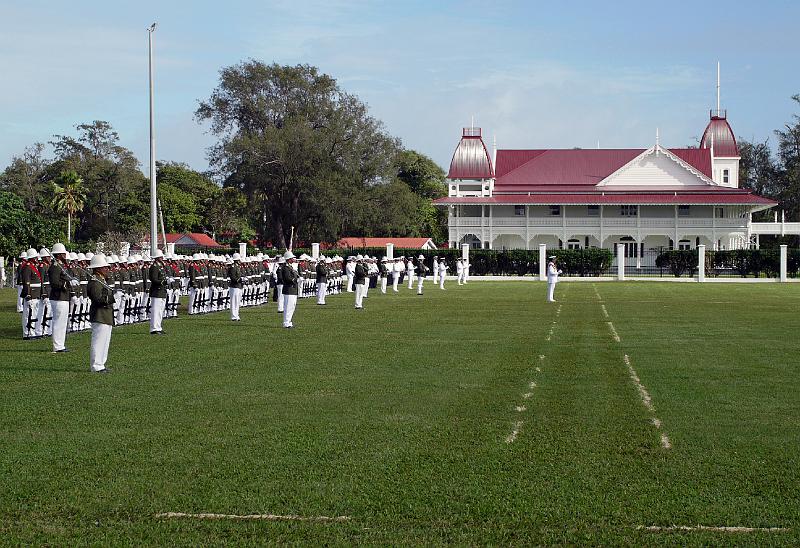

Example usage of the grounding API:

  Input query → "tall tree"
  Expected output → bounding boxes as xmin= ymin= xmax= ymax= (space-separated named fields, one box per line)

xmin=774 ymin=94 xmax=800 ymax=221
xmin=196 ymin=61 xmax=400 ymax=248
xmin=0 ymin=143 xmax=50 ymax=211
xmin=51 ymin=170 xmax=87 ymax=242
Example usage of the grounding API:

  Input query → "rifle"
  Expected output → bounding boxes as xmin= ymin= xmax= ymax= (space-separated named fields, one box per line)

xmin=41 ymin=299 xmax=52 ymax=334
xmin=24 ymin=301 xmax=36 ymax=338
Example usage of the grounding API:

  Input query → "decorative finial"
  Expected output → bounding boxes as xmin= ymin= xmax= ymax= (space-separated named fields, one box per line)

xmin=717 ymin=61 xmax=721 ymax=115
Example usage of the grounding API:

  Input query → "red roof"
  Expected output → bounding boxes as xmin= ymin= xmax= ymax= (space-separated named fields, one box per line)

xmin=337 ymin=237 xmax=434 ymax=248
xmin=700 ymin=111 xmax=739 ymax=157
xmin=146 ymin=233 xmax=221 ymax=247
xmin=434 ymin=191 xmax=776 ymax=206
xmin=493 ymin=148 xmax=712 ymax=192
xmin=448 ymin=128 xmax=494 ymax=179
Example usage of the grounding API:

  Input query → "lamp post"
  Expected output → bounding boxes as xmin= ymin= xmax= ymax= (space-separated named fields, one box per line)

xmin=147 ymin=22 xmax=158 ymax=255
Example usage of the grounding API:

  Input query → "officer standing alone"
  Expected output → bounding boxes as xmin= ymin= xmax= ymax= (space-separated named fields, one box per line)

xmin=547 ymin=255 xmax=562 ymax=303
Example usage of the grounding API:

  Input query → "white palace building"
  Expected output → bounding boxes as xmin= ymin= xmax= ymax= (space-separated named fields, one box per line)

xmin=435 ymin=106 xmax=797 ymax=256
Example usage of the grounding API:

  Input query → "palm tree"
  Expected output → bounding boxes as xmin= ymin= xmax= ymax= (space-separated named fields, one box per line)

xmin=52 ymin=170 xmax=87 ymax=243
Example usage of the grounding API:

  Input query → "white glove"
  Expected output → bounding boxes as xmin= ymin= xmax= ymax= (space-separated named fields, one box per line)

xmin=70 ymin=296 xmax=78 ymax=305
xmin=167 ymin=277 xmax=175 ymax=283
xmin=69 ymin=279 xmax=80 ymax=288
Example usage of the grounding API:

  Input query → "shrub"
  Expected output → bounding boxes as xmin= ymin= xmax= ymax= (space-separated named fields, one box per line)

xmin=655 ymin=250 xmax=696 ymax=277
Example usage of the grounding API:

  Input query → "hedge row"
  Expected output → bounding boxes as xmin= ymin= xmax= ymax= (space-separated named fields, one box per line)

xmin=655 ymin=249 xmax=800 ymax=277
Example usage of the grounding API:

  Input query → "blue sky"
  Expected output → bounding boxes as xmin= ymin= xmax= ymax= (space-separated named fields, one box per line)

xmin=2 ymin=0 xmax=798 ymax=176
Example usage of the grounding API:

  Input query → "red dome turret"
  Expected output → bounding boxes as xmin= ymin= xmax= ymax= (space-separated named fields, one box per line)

xmin=700 ymin=110 xmax=738 ymax=157
xmin=448 ymin=127 xmax=494 ymax=179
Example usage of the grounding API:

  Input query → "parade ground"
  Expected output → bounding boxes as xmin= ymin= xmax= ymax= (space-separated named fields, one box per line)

xmin=1 ymin=282 xmax=799 ymax=545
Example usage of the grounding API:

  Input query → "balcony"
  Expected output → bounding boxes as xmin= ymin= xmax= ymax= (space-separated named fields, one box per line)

xmin=449 ymin=216 xmax=749 ymax=230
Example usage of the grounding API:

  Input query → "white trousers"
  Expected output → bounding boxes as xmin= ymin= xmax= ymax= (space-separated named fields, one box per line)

xmin=417 ymin=276 xmax=424 ymax=295
xmin=282 ymin=294 xmax=297 ymax=327
xmin=150 ymin=297 xmax=165 ymax=332
xmin=407 ymin=272 xmax=414 ymax=289
xmin=547 ymin=282 xmax=556 ymax=302
xmin=22 ymin=299 xmax=39 ymax=338
xmin=346 ymin=274 xmax=354 ymax=292
xmin=363 ymin=280 xmax=369 ymax=298
xmin=392 ymin=272 xmax=399 ymax=292
xmin=433 ymin=270 xmax=438 ymax=283
xmin=229 ymin=287 xmax=242 ymax=320
xmin=36 ymin=298 xmax=51 ymax=336
xmin=50 ymin=300 xmax=69 ymax=351
xmin=277 ymin=285 xmax=284 ymax=312
xmin=16 ymin=286 xmax=23 ymax=312
xmin=188 ymin=287 xmax=197 ymax=314
xmin=115 ymin=291 xmax=126 ymax=325
xmin=458 ymin=271 xmax=466 ymax=285
xmin=355 ymin=282 xmax=365 ymax=308
xmin=380 ymin=277 xmax=387 ymax=294
xmin=439 ymin=274 xmax=446 ymax=289
xmin=317 ymin=282 xmax=327 ymax=304
xmin=90 ymin=322 xmax=112 ymax=372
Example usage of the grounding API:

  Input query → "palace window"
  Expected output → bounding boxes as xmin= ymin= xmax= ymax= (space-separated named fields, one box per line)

xmin=620 ymin=236 xmax=638 ymax=257
xmin=620 ymin=205 xmax=638 ymax=217
xmin=723 ymin=169 xmax=730 ymax=184
xmin=587 ymin=205 xmax=599 ymax=216
xmin=567 ymin=239 xmax=581 ymax=250
xmin=515 ymin=205 xmax=525 ymax=216
xmin=678 ymin=205 xmax=690 ymax=217
xmin=678 ymin=239 xmax=691 ymax=250
xmin=715 ymin=207 xmax=724 ymax=218
xmin=549 ymin=205 xmax=561 ymax=216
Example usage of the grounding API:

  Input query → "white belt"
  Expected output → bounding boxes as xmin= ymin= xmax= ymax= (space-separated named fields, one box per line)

xmin=80 ymin=281 xmax=88 ymax=285
xmin=30 ymin=283 xmax=42 ymax=287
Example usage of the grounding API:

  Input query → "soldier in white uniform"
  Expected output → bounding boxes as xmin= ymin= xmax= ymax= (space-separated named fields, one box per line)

xmin=431 ymin=255 xmax=439 ymax=284
xmin=406 ymin=257 xmax=415 ymax=289
xmin=547 ymin=255 xmax=563 ymax=303
xmin=456 ymin=258 xmax=466 ymax=285
xmin=438 ymin=258 xmax=448 ymax=290
xmin=392 ymin=257 xmax=402 ymax=292
xmin=345 ymin=256 xmax=356 ymax=292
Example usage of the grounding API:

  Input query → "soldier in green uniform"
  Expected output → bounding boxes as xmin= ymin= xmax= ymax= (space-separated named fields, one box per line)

xmin=354 ymin=256 xmax=367 ymax=309
xmin=87 ymin=254 xmax=115 ymax=373
xmin=228 ymin=253 xmax=243 ymax=321
xmin=148 ymin=250 xmax=168 ymax=335
xmin=280 ymin=251 xmax=299 ymax=328
xmin=48 ymin=243 xmax=77 ymax=351
xmin=20 ymin=248 xmax=42 ymax=339
xmin=315 ymin=256 xmax=329 ymax=305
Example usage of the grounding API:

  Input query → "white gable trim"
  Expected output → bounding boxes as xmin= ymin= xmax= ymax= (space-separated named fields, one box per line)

xmin=597 ymin=145 xmax=718 ymax=187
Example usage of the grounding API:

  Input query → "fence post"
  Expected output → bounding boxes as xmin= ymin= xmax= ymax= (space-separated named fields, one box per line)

xmin=697 ymin=244 xmax=706 ymax=282
xmin=166 ymin=242 xmax=175 ymax=257
xmin=617 ymin=244 xmax=625 ymax=280
xmin=539 ymin=244 xmax=547 ymax=281
xmin=780 ymin=244 xmax=788 ymax=282
xmin=0 ymin=256 xmax=5 ymax=287
xmin=386 ymin=243 xmax=394 ymax=261
xmin=311 ymin=243 xmax=320 ymax=260
xmin=238 ymin=242 xmax=247 ymax=258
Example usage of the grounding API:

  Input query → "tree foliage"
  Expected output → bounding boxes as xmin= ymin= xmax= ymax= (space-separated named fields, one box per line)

xmin=196 ymin=61 xmax=402 ymax=248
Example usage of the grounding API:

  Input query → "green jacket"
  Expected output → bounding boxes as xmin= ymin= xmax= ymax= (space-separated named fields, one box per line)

xmin=316 ymin=262 xmax=328 ymax=284
xmin=47 ymin=261 xmax=72 ymax=301
xmin=280 ymin=264 xmax=299 ymax=295
xmin=354 ymin=263 xmax=367 ymax=284
xmin=88 ymin=275 xmax=116 ymax=326
xmin=149 ymin=262 xmax=168 ymax=298
xmin=229 ymin=264 xmax=242 ymax=289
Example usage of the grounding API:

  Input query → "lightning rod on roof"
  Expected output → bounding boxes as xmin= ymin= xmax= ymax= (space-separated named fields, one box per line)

xmin=716 ymin=61 xmax=721 ymax=114
xmin=656 ymin=127 xmax=660 ymax=154
xmin=471 ymin=115 xmax=474 ymax=130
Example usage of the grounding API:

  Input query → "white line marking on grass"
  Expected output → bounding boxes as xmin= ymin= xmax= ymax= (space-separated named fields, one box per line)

xmin=607 ymin=322 xmax=621 ymax=342
xmin=623 ymin=354 xmax=653 ymax=412
xmin=522 ymin=392 xmax=533 ymax=399
xmin=539 ymin=355 xmax=545 ymax=361
xmin=601 ymin=304 xmax=609 ymax=319
xmin=638 ymin=525 xmax=789 ymax=533
xmin=155 ymin=512 xmax=351 ymax=522
xmin=505 ymin=421 xmax=523 ymax=444
xmin=535 ymin=367 xmax=541 ymax=372
xmin=623 ymin=354 xmax=671 ymax=449
xmin=515 ymin=405 xmax=527 ymax=412
xmin=529 ymin=381 xmax=537 ymax=389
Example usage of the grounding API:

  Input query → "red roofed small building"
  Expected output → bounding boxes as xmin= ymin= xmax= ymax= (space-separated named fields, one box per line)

xmin=337 ymin=237 xmax=436 ymax=250
xmin=434 ymin=106 xmax=778 ymax=254
xmin=146 ymin=233 xmax=222 ymax=249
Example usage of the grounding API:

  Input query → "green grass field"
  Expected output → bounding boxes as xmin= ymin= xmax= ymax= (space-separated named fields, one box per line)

xmin=1 ymin=281 xmax=799 ymax=545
